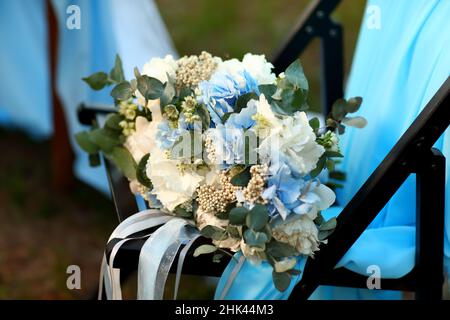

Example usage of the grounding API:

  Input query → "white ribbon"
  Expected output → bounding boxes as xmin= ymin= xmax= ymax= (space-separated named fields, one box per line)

xmin=98 ymin=209 xmax=201 ymax=300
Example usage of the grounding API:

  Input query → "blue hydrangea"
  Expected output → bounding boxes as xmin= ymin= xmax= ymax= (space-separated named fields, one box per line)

xmin=198 ymin=70 xmax=259 ymax=125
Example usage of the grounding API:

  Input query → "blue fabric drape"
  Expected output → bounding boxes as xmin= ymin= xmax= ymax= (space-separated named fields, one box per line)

xmin=0 ymin=0 xmax=176 ymax=192
xmin=216 ymin=0 xmax=450 ymax=300
xmin=0 ymin=0 xmax=52 ymax=138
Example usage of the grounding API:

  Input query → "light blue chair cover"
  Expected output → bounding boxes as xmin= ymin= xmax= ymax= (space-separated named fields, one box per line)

xmin=0 ymin=0 xmax=52 ymax=138
xmin=0 ymin=0 xmax=176 ymax=193
xmin=216 ymin=0 xmax=450 ymax=300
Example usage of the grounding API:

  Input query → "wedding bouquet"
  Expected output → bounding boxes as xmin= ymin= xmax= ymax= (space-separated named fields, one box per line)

xmin=76 ymin=52 xmax=366 ymax=291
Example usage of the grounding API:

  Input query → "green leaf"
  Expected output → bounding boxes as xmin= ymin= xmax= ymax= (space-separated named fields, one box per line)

xmin=309 ymin=117 xmax=320 ymax=131
xmin=325 ymin=151 xmax=344 ymax=158
xmin=194 ymin=104 xmax=211 ymax=130
xmin=244 ymin=229 xmax=269 ymax=247
xmin=277 ymin=88 xmax=308 ymax=114
xmin=200 ymin=225 xmax=228 ymax=241
xmin=134 ymin=67 xmax=141 ymax=78
xmin=111 ymin=82 xmax=133 ymax=101
xmin=105 ymin=113 xmax=124 ymax=131
xmin=287 ymin=269 xmax=301 ymax=276
xmin=246 ymin=204 xmax=269 ymax=230
xmin=221 ymin=112 xmax=233 ymax=124
xmin=230 ymin=166 xmax=251 ymax=187
xmin=266 ymin=241 xmax=298 ymax=258
xmin=178 ymin=86 xmax=193 ymax=101
xmin=173 ymin=206 xmax=193 ymax=218
xmin=272 ymin=271 xmax=291 ymax=292
xmin=111 ymin=147 xmax=137 ymax=180
xmin=342 ymin=116 xmax=367 ymax=128
xmin=310 ymin=154 xmax=326 ymax=178
xmin=75 ymin=131 xmax=99 ymax=154
xmin=109 ymin=54 xmax=125 ymax=83
xmin=229 ymin=206 xmax=248 ymax=225
xmin=319 ymin=229 xmax=334 ymax=241
xmin=226 ymin=225 xmax=241 ymax=239
xmin=284 ymin=59 xmax=308 ymax=90
xmin=193 ymin=244 xmax=217 ymax=257
xmin=331 ymin=99 xmax=347 ymax=121
xmin=136 ymin=153 xmax=152 ymax=188
xmin=345 ymin=97 xmax=362 ymax=113
xmin=137 ymin=75 xmax=165 ymax=100
xmin=320 ymin=217 xmax=337 ymax=231
xmin=160 ymin=80 xmax=176 ymax=106
xmin=326 ymin=159 xmax=335 ymax=171
xmin=235 ymin=92 xmax=258 ymax=113
xmin=329 ymin=170 xmax=346 ymax=181
xmin=88 ymin=153 xmax=101 ymax=167
xmin=212 ymin=253 xmax=224 ymax=263
xmin=82 ymin=72 xmax=110 ymax=90
xmin=258 ymin=84 xmax=277 ymax=101
xmin=89 ymin=128 xmax=120 ymax=153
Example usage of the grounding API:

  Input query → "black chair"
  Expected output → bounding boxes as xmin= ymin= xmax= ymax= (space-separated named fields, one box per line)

xmin=78 ymin=0 xmax=449 ymax=300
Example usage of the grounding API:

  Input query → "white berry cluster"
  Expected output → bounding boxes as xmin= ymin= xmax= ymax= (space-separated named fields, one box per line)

xmin=197 ymin=171 xmax=241 ymax=214
xmin=118 ymin=101 xmax=138 ymax=136
xmin=243 ymin=164 xmax=269 ymax=204
xmin=176 ymin=51 xmax=218 ymax=88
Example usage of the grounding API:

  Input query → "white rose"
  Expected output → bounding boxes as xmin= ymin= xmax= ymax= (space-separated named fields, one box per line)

xmin=272 ymin=215 xmax=320 ymax=256
xmin=125 ymin=116 xmax=158 ymax=163
xmin=141 ymin=54 xmax=177 ymax=84
xmin=146 ymin=148 xmax=204 ymax=211
xmin=259 ymin=111 xmax=325 ymax=175
xmin=242 ymin=53 xmax=276 ymax=85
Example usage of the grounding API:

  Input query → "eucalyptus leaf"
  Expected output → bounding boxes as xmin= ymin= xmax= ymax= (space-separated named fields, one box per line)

xmin=89 ymin=128 xmax=120 ymax=153
xmin=272 ymin=271 xmax=291 ymax=292
xmin=75 ymin=131 xmax=99 ymax=154
xmin=309 ymin=117 xmax=320 ymax=131
xmin=266 ymin=240 xmax=298 ymax=258
xmin=258 ymin=84 xmax=277 ymax=101
xmin=246 ymin=204 xmax=269 ymax=231
xmin=285 ymin=59 xmax=308 ymax=90
xmin=136 ymin=153 xmax=152 ymax=188
xmin=278 ymin=88 xmax=308 ymax=114
xmin=82 ymin=72 xmax=110 ymax=90
xmin=137 ymin=75 xmax=165 ymax=100
xmin=342 ymin=116 xmax=367 ymax=128
xmin=111 ymin=82 xmax=132 ymax=101
xmin=319 ymin=229 xmax=334 ymax=241
xmin=329 ymin=170 xmax=346 ymax=181
xmin=226 ymin=226 xmax=241 ymax=239
xmin=331 ymin=99 xmax=347 ymax=121
xmin=88 ymin=153 xmax=101 ymax=167
xmin=111 ymin=147 xmax=137 ymax=180
xmin=109 ymin=54 xmax=125 ymax=83
xmin=310 ymin=154 xmax=326 ymax=178
xmin=345 ymin=97 xmax=363 ymax=113
xmin=320 ymin=217 xmax=337 ymax=231
xmin=235 ymin=92 xmax=258 ymax=113
xmin=194 ymin=104 xmax=211 ymax=130
xmin=200 ymin=225 xmax=228 ymax=241
xmin=193 ymin=244 xmax=217 ymax=257
xmin=230 ymin=166 xmax=251 ymax=187
xmin=244 ymin=229 xmax=268 ymax=247
xmin=105 ymin=114 xmax=124 ymax=131
xmin=229 ymin=206 xmax=248 ymax=225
